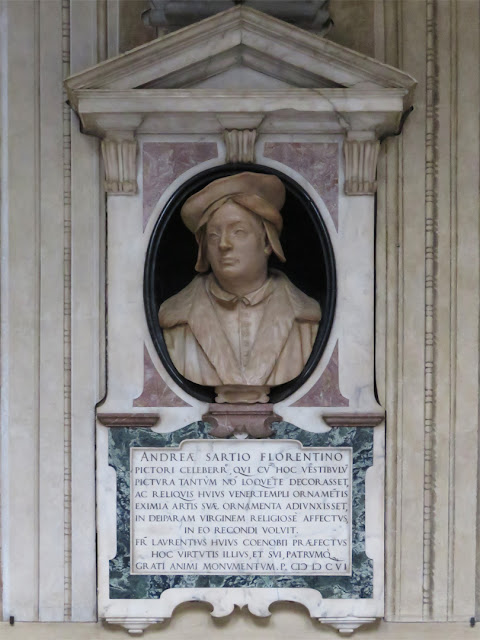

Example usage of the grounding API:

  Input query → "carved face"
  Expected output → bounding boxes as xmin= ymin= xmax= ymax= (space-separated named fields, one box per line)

xmin=205 ymin=201 xmax=272 ymax=287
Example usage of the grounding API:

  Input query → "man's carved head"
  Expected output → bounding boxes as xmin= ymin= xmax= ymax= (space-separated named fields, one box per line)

xmin=180 ymin=172 xmax=287 ymax=273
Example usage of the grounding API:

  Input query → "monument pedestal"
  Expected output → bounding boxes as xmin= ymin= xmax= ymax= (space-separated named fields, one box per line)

xmin=203 ymin=403 xmax=281 ymax=438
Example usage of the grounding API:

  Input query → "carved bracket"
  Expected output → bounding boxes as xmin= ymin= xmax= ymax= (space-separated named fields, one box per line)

xmin=318 ymin=617 xmax=377 ymax=634
xmin=224 ymin=129 xmax=257 ymax=163
xmin=101 ymin=139 xmax=138 ymax=195
xmin=105 ymin=617 xmax=164 ymax=635
xmin=344 ymin=135 xmax=380 ymax=196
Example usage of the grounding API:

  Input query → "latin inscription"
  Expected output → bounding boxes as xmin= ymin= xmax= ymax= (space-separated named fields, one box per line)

xmin=130 ymin=440 xmax=352 ymax=575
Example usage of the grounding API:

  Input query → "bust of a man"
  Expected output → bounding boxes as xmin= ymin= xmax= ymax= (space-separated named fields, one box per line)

xmin=158 ymin=172 xmax=321 ymax=403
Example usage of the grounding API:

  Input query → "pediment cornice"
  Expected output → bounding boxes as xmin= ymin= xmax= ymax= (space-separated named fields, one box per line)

xmin=65 ymin=6 xmax=416 ymax=196
xmin=65 ymin=6 xmax=415 ymax=100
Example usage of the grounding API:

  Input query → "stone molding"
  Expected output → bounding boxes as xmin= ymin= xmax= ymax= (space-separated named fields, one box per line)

xmin=101 ymin=139 xmax=138 ymax=195
xmin=62 ymin=0 xmax=73 ymax=619
xmin=65 ymin=5 xmax=415 ymax=200
xmin=421 ymin=0 xmax=439 ymax=615
xmin=65 ymin=6 xmax=415 ymax=142
xmin=65 ymin=7 xmax=416 ymax=97
xmin=224 ymin=129 xmax=257 ymax=163
xmin=104 ymin=610 xmax=378 ymax=636
xmin=344 ymin=136 xmax=380 ymax=196
xmin=104 ymin=614 xmax=377 ymax=636
xmin=71 ymin=90 xmax=411 ymax=140
xmin=105 ymin=617 xmax=164 ymax=636
xmin=318 ymin=617 xmax=377 ymax=634
xmin=1 ymin=621 xmax=479 ymax=638
xmin=96 ymin=412 xmax=160 ymax=428
xmin=322 ymin=412 xmax=385 ymax=427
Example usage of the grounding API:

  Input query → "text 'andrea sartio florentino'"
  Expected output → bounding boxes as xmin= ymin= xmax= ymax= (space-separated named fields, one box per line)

xmin=130 ymin=440 xmax=352 ymax=576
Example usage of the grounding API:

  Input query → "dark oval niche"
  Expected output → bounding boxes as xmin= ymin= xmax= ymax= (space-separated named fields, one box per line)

xmin=144 ymin=163 xmax=337 ymax=404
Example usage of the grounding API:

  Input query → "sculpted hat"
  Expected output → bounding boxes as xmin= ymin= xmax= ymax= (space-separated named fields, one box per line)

xmin=181 ymin=172 xmax=287 ymax=272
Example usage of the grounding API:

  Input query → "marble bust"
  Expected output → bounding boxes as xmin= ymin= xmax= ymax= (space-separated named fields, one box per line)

xmin=158 ymin=172 xmax=321 ymax=403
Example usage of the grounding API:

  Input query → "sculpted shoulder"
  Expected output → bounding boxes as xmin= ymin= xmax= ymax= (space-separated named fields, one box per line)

xmin=158 ymin=276 xmax=206 ymax=329
xmin=272 ymin=270 xmax=322 ymax=323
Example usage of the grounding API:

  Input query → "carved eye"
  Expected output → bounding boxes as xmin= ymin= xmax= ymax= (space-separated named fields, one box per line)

xmin=233 ymin=228 xmax=247 ymax=236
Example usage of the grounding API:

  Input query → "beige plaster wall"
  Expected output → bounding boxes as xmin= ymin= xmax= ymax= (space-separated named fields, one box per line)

xmin=117 ymin=0 xmax=378 ymax=57
xmin=0 ymin=0 xmax=478 ymax=635
xmin=0 ymin=617 xmax=477 ymax=640
xmin=119 ymin=0 xmax=155 ymax=52
xmin=327 ymin=0 xmax=375 ymax=57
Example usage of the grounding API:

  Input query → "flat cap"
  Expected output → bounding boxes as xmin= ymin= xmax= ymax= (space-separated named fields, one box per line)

xmin=181 ymin=172 xmax=286 ymax=233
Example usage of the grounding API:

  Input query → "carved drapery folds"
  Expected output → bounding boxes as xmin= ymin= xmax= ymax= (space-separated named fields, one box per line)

xmin=224 ymin=129 xmax=257 ymax=163
xmin=344 ymin=134 xmax=380 ymax=196
xmin=101 ymin=138 xmax=138 ymax=195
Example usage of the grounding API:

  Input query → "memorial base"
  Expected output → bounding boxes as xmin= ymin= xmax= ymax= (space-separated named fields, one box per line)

xmin=104 ymin=614 xmax=379 ymax=636
xmin=202 ymin=403 xmax=281 ymax=438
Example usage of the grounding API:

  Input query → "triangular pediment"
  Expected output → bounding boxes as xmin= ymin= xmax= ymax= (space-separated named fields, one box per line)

xmin=65 ymin=6 xmax=415 ymax=96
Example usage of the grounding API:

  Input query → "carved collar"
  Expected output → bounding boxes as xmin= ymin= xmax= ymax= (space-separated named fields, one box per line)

xmin=207 ymin=274 xmax=274 ymax=307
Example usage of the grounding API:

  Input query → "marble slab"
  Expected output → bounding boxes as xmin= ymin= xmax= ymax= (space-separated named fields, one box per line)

xmin=107 ymin=422 xmax=373 ymax=601
xmin=130 ymin=440 xmax=352 ymax=577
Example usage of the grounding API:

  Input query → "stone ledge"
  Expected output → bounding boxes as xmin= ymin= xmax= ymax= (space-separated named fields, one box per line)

xmin=0 ymin=620 xmax=476 ymax=639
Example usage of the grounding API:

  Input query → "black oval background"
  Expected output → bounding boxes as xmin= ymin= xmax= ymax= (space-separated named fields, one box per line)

xmin=144 ymin=163 xmax=337 ymax=403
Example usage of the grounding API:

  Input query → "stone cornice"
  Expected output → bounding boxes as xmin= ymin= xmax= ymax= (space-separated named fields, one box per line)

xmin=96 ymin=412 xmax=160 ymax=427
xmin=72 ymin=88 xmax=410 ymax=139
xmin=65 ymin=6 xmax=416 ymax=196
xmin=65 ymin=6 xmax=416 ymax=99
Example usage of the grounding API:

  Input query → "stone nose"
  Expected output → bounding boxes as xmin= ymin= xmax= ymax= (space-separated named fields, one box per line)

xmin=218 ymin=230 xmax=233 ymax=250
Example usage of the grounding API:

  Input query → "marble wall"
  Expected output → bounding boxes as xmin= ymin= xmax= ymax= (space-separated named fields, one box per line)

xmin=0 ymin=0 xmax=479 ymax=636
xmin=375 ymin=0 xmax=480 ymax=622
xmin=0 ymin=0 xmax=102 ymax=622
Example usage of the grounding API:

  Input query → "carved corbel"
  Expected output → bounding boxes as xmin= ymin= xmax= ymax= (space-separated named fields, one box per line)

xmin=101 ymin=137 xmax=138 ymax=195
xmin=344 ymin=133 xmax=380 ymax=196
xmin=224 ymin=129 xmax=257 ymax=163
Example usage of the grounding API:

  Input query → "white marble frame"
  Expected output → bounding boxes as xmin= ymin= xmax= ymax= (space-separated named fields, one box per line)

xmin=96 ymin=129 xmax=385 ymax=634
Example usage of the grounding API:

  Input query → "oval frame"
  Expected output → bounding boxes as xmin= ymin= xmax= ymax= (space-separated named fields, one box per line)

xmin=144 ymin=163 xmax=337 ymax=404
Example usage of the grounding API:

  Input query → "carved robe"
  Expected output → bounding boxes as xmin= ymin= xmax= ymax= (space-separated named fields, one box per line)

xmin=158 ymin=270 xmax=321 ymax=387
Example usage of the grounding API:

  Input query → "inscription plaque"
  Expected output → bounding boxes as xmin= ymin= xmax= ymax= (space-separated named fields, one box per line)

xmin=131 ymin=440 xmax=352 ymax=576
